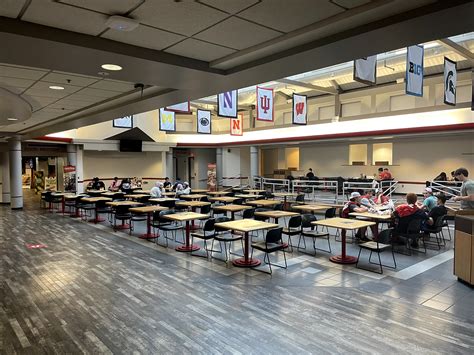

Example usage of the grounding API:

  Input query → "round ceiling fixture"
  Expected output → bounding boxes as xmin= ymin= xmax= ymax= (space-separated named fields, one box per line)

xmin=49 ymin=85 xmax=65 ymax=90
xmin=101 ymin=64 xmax=122 ymax=71
xmin=7 ymin=117 xmax=18 ymax=121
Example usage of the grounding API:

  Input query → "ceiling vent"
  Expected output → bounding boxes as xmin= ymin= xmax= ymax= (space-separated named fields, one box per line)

xmin=106 ymin=16 xmax=139 ymax=32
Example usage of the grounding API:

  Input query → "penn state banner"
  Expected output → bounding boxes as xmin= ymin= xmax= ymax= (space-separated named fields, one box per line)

xmin=443 ymin=57 xmax=457 ymax=106
xmin=292 ymin=94 xmax=307 ymax=125
xmin=197 ymin=109 xmax=211 ymax=134
xmin=256 ymin=86 xmax=274 ymax=121
xmin=159 ymin=108 xmax=176 ymax=132
xmin=353 ymin=55 xmax=377 ymax=85
xmin=218 ymin=90 xmax=238 ymax=118
xmin=406 ymin=45 xmax=424 ymax=97
xmin=166 ymin=102 xmax=190 ymax=113
xmin=230 ymin=113 xmax=243 ymax=136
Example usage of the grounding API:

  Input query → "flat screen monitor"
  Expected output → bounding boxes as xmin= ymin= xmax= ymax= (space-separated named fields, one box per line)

xmin=119 ymin=139 xmax=142 ymax=152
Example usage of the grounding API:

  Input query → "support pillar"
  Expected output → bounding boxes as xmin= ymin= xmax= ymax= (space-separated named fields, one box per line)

xmin=216 ymin=148 xmax=223 ymax=188
xmin=1 ymin=151 xmax=10 ymax=204
xmin=76 ymin=145 xmax=84 ymax=193
xmin=250 ymin=146 xmax=258 ymax=187
xmin=8 ymin=137 xmax=22 ymax=209
xmin=166 ymin=151 xmax=174 ymax=181
xmin=67 ymin=144 xmax=78 ymax=192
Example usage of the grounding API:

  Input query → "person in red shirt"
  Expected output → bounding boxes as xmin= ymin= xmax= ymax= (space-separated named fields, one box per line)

xmin=379 ymin=168 xmax=392 ymax=180
xmin=392 ymin=193 xmax=428 ymax=247
xmin=341 ymin=192 xmax=379 ymax=241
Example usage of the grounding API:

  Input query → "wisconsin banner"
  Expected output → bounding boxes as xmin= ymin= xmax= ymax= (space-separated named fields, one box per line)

xmin=256 ymin=86 xmax=274 ymax=121
xmin=353 ymin=55 xmax=377 ymax=85
xmin=218 ymin=90 xmax=238 ymax=118
xmin=406 ymin=45 xmax=424 ymax=97
xmin=443 ymin=57 xmax=457 ymax=106
xmin=230 ymin=113 xmax=243 ymax=136
xmin=292 ymin=94 xmax=307 ymax=125
xmin=197 ymin=109 xmax=211 ymax=134
xmin=159 ymin=108 xmax=176 ymax=132
xmin=166 ymin=102 xmax=190 ymax=113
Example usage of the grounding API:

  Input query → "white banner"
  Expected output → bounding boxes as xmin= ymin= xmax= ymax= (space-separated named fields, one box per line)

xmin=230 ymin=113 xmax=243 ymax=136
xmin=406 ymin=45 xmax=424 ymax=97
xmin=218 ymin=90 xmax=238 ymax=118
xmin=256 ymin=86 xmax=274 ymax=121
xmin=166 ymin=102 xmax=190 ymax=113
xmin=354 ymin=55 xmax=377 ymax=84
xmin=159 ymin=108 xmax=176 ymax=131
xmin=444 ymin=57 xmax=457 ymax=106
xmin=292 ymin=94 xmax=307 ymax=125
xmin=197 ymin=109 xmax=211 ymax=134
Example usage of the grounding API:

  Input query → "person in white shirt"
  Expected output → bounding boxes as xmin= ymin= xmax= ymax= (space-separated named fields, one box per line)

xmin=150 ymin=182 xmax=163 ymax=198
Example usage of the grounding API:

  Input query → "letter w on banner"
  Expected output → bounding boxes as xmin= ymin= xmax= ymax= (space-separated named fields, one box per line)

xmin=218 ymin=90 xmax=238 ymax=118
xmin=353 ymin=55 xmax=377 ymax=85
xmin=230 ymin=113 xmax=243 ymax=136
xmin=406 ymin=45 xmax=424 ymax=97
xmin=444 ymin=57 xmax=457 ymax=106
xmin=292 ymin=94 xmax=307 ymax=125
xmin=256 ymin=86 xmax=274 ymax=121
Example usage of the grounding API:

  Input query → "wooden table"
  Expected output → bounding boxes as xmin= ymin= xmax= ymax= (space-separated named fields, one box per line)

xmin=149 ymin=198 xmax=178 ymax=204
xmin=243 ymin=189 xmax=266 ymax=194
xmin=191 ymin=189 xmax=208 ymax=193
xmin=133 ymin=189 xmax=151 ymax=194
xmin=106 ymin=200 xmax=142 ymax=230
xmin=215 ymin=219 xmax=279 ymax=267
xmin=246 ymin=199 xmax=281 ymax=207
xmin=349 ymin=211 xmax=392 ymax=221
xmin=124 ymin=194 xmax=150 ymax=200
xmin=207 ymin=191 xmax=232 ymax=196
xmin=179 ymin=194 xmax=206 ymax=200
xmin=85 ymin=189 xmax=107 ymax=197
xmin=129 ymin=205 xmax=168 ymax=239
xmin=209 ymin=196 xmax=239 ymax=204
xmin=163 ymin=191 xmax=177 ymax=197
xmin=212 ymin=204 xmax=252 ymax=220
xmin=81 ymin=197 xmax=112 ymax=223
xmin=163 ymin=212 xmax=209 ymax=252
xmin=254 ymin=210 xmax=299 ymax=223
xmin=292 ymin=204 xmax=333 ymax=214
xmin=313 ymin=217 xmax=375 ymax=264
xmin=176 ymin=201 xmax=211 ymax=229
xmin=101 ymin=191 xmax=122 ymax=197
xmin=234 ymin=194 xmax=262 ymax=200
xmin=272 ymin=192 xmax=302 ymax=210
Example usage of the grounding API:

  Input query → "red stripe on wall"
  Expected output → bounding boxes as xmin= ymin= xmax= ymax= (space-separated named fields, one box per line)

xmin=34 ymin=136 xmax=73 ymax=143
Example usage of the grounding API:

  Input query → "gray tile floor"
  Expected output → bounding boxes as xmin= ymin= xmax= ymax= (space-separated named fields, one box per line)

xmin=1 ymin=193 xmax=473 ymax=353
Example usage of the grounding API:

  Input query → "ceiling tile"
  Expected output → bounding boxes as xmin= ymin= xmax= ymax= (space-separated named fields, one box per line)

xmin=0 ymin=64 xmax=48 ymax=80
xmin=23 ymin=81 xmax=82 ymax=99
xmin=23 ymin=95 xmax=59 ymax=111
xmin=194 ymin=17 xmax=281 ymax=50
xmin=65 ymin=94 xmax=104 ymax=103
xmin=131 ymin=1 xmax=228 ymax=36
xmin=238 ymin=0 xmax=343 ymax=33
xmin=76 ymin=87 xmax=119 ymax=98
xmin=199 ymin=0 xmax=259 ymax=14
xmin=102 ymin=24 xmax=185 ymax=51
xmin=165 ymin=39 xmax=236 ymax=61
xmin=48 ymin=100 xmax=89 ymax=110
xmin=41 ymin=72 xmax=99 ymax=87
xmin=88 ymin=80 xmax=135 ymax=92
xmin=60 ymin=0 xmax=142 ymax=15
xmin=0 ymin=0 xmax=26 ymax=18
xmin=334 ymin=0 xmax=371 ymax=8
xmin=0 ymin=76 xmax=35 ymax=89
xmin=22 ymin=0 xmax=108 ymax=36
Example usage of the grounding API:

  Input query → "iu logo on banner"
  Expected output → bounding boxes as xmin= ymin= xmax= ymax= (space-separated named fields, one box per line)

xmin=443 ymin=57 xmax=457 ymax=106
xmin=256 ymin=86 xmax=274 ymax=121
xmin=197 ymin=109 xmax=212 ymax=134
xmin=292 ymin=94 xmax=307 ymax=125
xmin=166 ymin=102 xmax=190 ymax=113
xmin=406 ymin=45 xmax=424 ymax=97
xmin=230 ymin=113 xmax=243 ymax=136
xmin=159 ymin=108 xmax=176 ymax=132
xmin=353 ymin=55 xmax=377 ymax=85
xmin=218 ymin=90 xmax=238 ymax=118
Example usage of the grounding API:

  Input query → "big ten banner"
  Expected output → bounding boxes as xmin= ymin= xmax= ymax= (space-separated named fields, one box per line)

xmin=159 ymin=108 xmax=176 ymax=132
xmin=166 ymin=102 xmax=190 ymax=113
xmin=230 ymin=113 xmax=243 ymax=136
xmin=353 ymin=55 xmax=377 ymax=85
xmin=406 ymin=45 xmax=424 ymax=97
xmin=256 ymin=86 xmax=274 ymax=121
xmin=197 ymin=109 xmax=212 ymax=134
xmin=292 ymin=94 xmax=307 ymax=125
xmin=63 ymin=165 xmax=76 ymax=192
xmin=113 ymin=115 xmax=133 ymax=128
xmin=207 ymin=163 xmax=217 ymax=191
xmin=444 ymin=57 xmax=457 ymax=106
xmin=218 ymin=90 xmax=238 ymax=118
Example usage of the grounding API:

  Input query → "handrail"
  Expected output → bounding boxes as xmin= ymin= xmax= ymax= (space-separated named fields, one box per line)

xmin=428 ymin=180 xmax=462 ymax=198
xmin=292 ymin=179 xmax=339 ymax=203
xmin=262 ymin=177 xmax=290 ymax=192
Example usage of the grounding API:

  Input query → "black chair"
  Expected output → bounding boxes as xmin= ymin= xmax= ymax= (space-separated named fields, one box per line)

xmin=297 ymin=214 xmax=331 ymax=254
xmin=174 ymin=200 xmax=188 ymax=212
xmin=95 ymin=200 xmax=112 ymax=224
xmin=211 ymin=218 xmax=244 ymax=263
xmin=40 ymin=192 xmax=51 ymax=209
xmin=321 ymin=208 xmax=337 ymax=233
xmin=282 ymin=215 xmax=302 ymax=252
xmin=251 ymin=228 xmax=287 ymax=274
xmin=242 ymin=208 xmax=255 ymax=219
xmin=423 ymin=215 xmax=446 ymax=249
xmin=394 ymin=218 xmax=426 ymax=255
xmin=292 ymin=194 xmax=305 ymax=208
xmin=77 ymin=197 xmax=95 ymax=221
xmin=356 ymin=228 xmax=397 ymax=274
xmin=130 ymin=209 xmax=148 ymax=236
xmin=273 ymin=203 xmax=284 ymax=211
xmin=152 ymin=210 xmax=184 ymax=246
xmin=442 ymin=215 xmax=452 ymax=241
xmin=198 ymin=204 xmax=212 ymax=227
xmin=191 ymin=219 xmax=216 ymax=258
xmin=212 ymin=203 xmax=226 ymax=217
xmin=113 ymin=205 xmax=131 ymax=231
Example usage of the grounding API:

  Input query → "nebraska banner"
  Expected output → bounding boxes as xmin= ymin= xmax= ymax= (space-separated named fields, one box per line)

xmin=159 ymin=108 xmax=176 ymax=131
xmin=218 ymin=90 xmax=238 ymax=118
xmin=197 ymin=109 xmax=211 ymax=134
xmin=354 ymin=55 xmax=377 ymax=85
xmin=256 ymin=86 xmax=274 ymax=121
xmin=166 ymin=102 xmax=190 ymax=113
xmin=292 ymin=94 xmax=307 ymax=125
xmin=406 ymin=45 xmax=424 ymax=97
xmin=230 ymin=113 xmax=243 ymax=136
xmin=443 ymin=57 xmax=457 ymax=106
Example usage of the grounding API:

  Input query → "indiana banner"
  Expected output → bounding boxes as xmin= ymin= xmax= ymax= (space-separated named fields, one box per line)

xmin=443 ymin=57 xmax=457 ymax=106
xmin=230 ymin=113 xmax=243 ymax=136
xmin=406 ymin=45 xmax=424 ymax=97
xmin=353 ymin=55 xmax=377 ymax=85
xmin=292 ymin=94 xmax=307 ymax=125
xmin=197 ymin=109 xmax=211 ymax=134
xmin=256 ymin=86 xmax=274 ymax=121
xmin=166 ymin=102 xmax=190 ymax=113
xmin=218 ymin=90 xmax=238 ymax=118
xmin=159 ymin=108 xmax=176 ymax=131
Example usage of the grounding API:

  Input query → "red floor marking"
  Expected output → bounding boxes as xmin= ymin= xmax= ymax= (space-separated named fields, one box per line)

xmin=25 ymin=243 xmax=47 ymax=249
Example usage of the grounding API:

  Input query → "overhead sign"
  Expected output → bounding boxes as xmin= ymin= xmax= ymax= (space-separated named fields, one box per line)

xmin=292 ymin=94 xmax=307 ymax=125
xmin=230 ymin=113 xmax=243 ymax=136
xmin=406 ymin=45 xmax=424 ymax=97
xmin=443 ymin=57 xmax=457 ymax=106
xmin=166 ymin=102 xmax=190 ymax=113
xmin=256 ymin=86 xmax=274 ymax=121
xmin=218 ymin=90 xmax=238 ymax=118
xmin=113 ymin=115 xmax=133 ymax=128
xmin=197 ymin=109 xmax=211 ymax=134
xmin=159 ymin=108 xmax=176 ymax=132
xmin=353 ymin=55 xmax=377 ymax=85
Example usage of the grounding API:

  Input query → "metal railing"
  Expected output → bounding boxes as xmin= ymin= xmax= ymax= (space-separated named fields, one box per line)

xmin=292 ymin=179 xmax=339 ymax=203
xmin=379 ymin=180 xmax=399 ymax=197
xmin=342 ymin=181 xmax=378 ymax=198
xmin=251 ymin=176 xmax=263 ymax=189
xmin=262 ymin=177 xmax=290 ymax=192
xmin=221 ymin=175 xmax=249 ymax=188
xmin=428 ymin=180 xmax=462 ymax=199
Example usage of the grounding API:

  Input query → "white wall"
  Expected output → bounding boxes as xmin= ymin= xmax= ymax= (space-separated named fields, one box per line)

xmin=191 ymin=148 xmax=216 ymax=189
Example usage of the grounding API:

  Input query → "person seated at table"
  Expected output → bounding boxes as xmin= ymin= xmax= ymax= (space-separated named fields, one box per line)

xmin=360 ymin=190 xmax=376 ymax=208
xmin=392 ymin=193 xmax=428 ymax=246
xmin=108 ymin=177 xmax=120 ymax=191
xmin=341 ymin=192 xmax=378 ymax=242
xmin=119 ymin=178 xmax=131 ymax=191
xmin=425 ymin=194 xmax=448 ymax=227
xmin=91 ymin=177 xmax=105 ymax=190
xmin=150 ymin=182 xmax=164 ymax=198
xmin=418 ymin=187 xmax=437 ymax=212
xmin=173 ymin=177 xmax=182 ymax=191
xmin=373 ymin=189 xmax=389 ymax=205
xmin=181 ymin=182 xmax=191 ymax=195
xmin=163 ymin=177 xmax=172 ymax=189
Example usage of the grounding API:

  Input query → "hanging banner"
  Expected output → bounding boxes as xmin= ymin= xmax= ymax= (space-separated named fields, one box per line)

xmin=292 ymin=94 xmax=307 ymax=125
xmin=230 ymin=113 xmax=243 ymax=136
xmin=166 ymin=102 xmax=190 ymax=113
xmin=256 ymin=86 xmax=274 ymax=121
xmin=113 ymin=115 xmax=133 ymax=128
xmin=207 ymin=163 xmax=217 ymax=191
xmin=353 ymin=55 xmax=377 ymax=85
xmin=197 ymin=109 xmax=211 ymax=134
xmin=406 ymin=45 xmax=424 ymax=97
xmin=159 ymin=108 xmax=176 ymax=132
xmin=218 ymin=90 xmax=238 ymax=118
xmin=443 ymin=57 xmax=457 ymax=106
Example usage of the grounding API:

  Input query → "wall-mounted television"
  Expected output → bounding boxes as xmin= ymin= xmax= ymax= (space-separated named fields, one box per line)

xmin=119 ymin=139 xmax=142 ymax=152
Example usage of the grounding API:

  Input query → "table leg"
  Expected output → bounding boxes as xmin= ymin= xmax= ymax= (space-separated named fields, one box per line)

xmin=329 ymin=229 xmax=358 ymax=264
xmin=190 ymin=207 xmax=199 ymax=230
xmin=231 ymin=211 xmax=235 ymax=220
xmin=140 ymin=212 xmax=158 ymax=239
xmin=89 ymin=205 xmax=105 ymax=223
xmin=232 ymin=231 xmax=261 ymax=267
xmin=176 ymin=221 xmax=200 ymax=252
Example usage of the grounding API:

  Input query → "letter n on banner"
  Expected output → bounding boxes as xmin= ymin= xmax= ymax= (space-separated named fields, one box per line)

xmin=256 ymin=86 xmax=274 ymax=121
xmin=218 ymin=90 xmax=238 ymax=118
xmin=292 ymin=93 xmax=307 ymax=125
xmin=230 ymin=113 xmax=243 ymax=136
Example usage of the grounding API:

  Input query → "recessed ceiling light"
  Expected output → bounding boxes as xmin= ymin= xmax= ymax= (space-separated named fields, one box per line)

xmin=106 ymin=15 xmax=139 ymax=32
xmin=49 ymin=85 xmax=65 ymax=90
xmin=101 ymin=64 xmax=122 ymax=71
xmin=7 ymin=117 xmax=18 ymax=121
